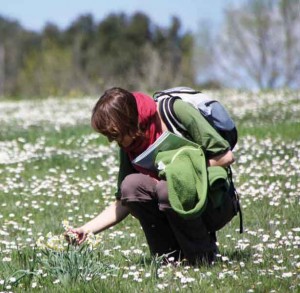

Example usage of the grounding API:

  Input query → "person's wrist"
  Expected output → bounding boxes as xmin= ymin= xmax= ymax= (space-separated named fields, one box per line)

xmin=80 ymin=225 xmax=92 ymax=234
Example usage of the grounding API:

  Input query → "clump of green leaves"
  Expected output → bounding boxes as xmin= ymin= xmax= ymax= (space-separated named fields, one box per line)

xmin=2 ymin=244 xmax=118 ymax=290
xmin=37 ymin=244 xmax=117 ymax=285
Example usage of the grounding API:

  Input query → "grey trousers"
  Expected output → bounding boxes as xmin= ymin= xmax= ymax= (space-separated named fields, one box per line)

xmin=120 ymin=173 xmax=235 ymax=264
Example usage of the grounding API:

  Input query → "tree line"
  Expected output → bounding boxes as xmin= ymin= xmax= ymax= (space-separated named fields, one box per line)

xmin=0 ymin=12 xmax=195 ymax=97
xmin=0 ymin=0 xmax=299 ymax=98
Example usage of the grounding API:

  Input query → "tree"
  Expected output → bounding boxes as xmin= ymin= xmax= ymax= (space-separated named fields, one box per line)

xmin=149 ymin=16 xmax=195 ymax=89
xmin=0 ymin=45 xmax=4 ymax=96
xmin=279 ymin=0 xmax=300 ymax=87
xmin=19 ymin=43 xmax=74 ymax=97
xmin=0 ymin=16 xmax=26 ymax=95
xmin=193 ymin=20 xmax=219 ymax=88
xmin=215 ymin=0 xmax=300 ymax=89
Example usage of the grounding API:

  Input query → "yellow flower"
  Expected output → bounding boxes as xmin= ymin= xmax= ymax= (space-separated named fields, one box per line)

xmin=62 ymin=220 xmax=72 ymax=231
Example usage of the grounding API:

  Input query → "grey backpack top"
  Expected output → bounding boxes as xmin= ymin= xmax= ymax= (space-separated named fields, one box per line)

xmin=153 ymin=86 xmax=238 ymax=150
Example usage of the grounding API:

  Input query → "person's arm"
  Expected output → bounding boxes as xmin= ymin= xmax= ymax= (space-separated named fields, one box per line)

xmin=173 ymin=100 xmax=235 ymax=163
xmin=208 ymin=149 xmax=235 ymax=167
xmin=67 ymin=200 xmax=129 ymax=244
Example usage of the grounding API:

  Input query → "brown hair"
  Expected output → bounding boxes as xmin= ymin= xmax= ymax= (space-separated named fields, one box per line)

xmin=91 ymin=87 xmax=140 ymax=141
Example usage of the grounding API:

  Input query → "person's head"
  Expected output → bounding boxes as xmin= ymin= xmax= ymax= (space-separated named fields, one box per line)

xmin=91 ymin=87 xmax=142 ymax=147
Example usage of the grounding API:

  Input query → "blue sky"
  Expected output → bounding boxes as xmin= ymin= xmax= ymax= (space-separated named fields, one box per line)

xmin=0 ymin=0 xmax=239 ymax=33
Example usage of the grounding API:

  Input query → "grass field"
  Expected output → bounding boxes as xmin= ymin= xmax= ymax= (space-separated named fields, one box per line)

xmin=0 ymin=90 xmax=299 ymax=292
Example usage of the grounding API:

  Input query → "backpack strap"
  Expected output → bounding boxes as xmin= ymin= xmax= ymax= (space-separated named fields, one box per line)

xmin=154 ymin=88 xmax=201 ymax=137
xmin=158 ymin=96 xmax=189 ymax=137
xmin=228 ymin=167 xmax=243 ymax=234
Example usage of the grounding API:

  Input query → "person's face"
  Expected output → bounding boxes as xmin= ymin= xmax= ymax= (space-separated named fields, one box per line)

xmin=117 ymin=134 xmax=134 ymax=148
xmin=107 ymin=133 xmax=134 ymax=148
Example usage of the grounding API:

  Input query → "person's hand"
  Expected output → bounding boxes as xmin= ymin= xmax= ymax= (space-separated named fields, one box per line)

xmin=64 ymin=227 xmax=89 ymax=245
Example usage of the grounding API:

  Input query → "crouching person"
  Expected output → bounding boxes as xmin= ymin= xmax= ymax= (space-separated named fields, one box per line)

xmin=66 ymin=87 xmax=238 ymax=265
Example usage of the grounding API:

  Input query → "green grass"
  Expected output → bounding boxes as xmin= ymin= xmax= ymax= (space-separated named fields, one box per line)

xmin=0 ymin=92 xmax=299 ymax=292
xmin=238 ymin=121 xmax=300 ymax=140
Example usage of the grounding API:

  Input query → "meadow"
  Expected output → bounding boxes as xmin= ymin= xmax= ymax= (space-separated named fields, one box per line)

xmin=0 ymin=90 xmax=299 ymax=292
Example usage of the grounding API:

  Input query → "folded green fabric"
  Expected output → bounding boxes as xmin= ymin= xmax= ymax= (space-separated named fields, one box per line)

xmin=155 ymin=146 xmax=229 ymax=219
xmin=156 ymin=146 xmax=207 ymax=219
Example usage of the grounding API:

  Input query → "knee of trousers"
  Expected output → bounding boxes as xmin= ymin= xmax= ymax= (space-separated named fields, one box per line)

xmin=120 ymin=173 xmax=154 ymax=203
